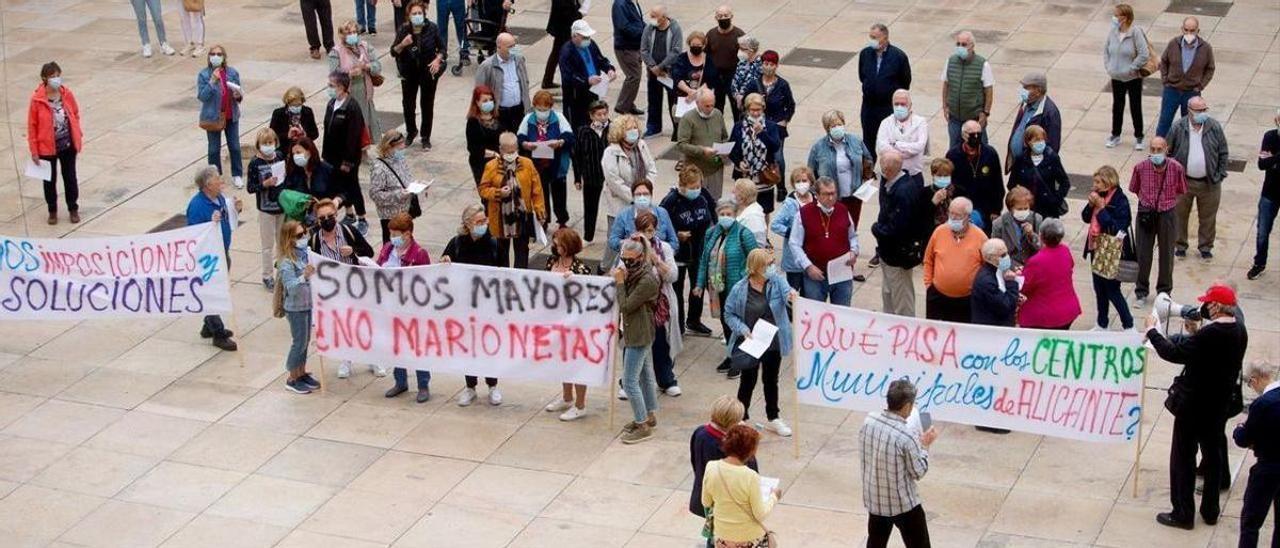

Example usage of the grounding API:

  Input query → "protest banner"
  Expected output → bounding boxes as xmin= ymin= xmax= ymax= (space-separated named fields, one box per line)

xmin=310 ymin=254 xmax=618 ymax=386
xmin=0 ymin=223 xmax=232 ymax=320
xmin=793 ymin=298 xmax=1147 ymax=443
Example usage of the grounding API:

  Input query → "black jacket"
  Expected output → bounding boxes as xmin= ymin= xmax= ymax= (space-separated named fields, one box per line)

xmin=970 ymin=263 xmax=1019 ymax=326
xmin=858 ymin=44 xmax=912 ymax=108
xmin=246 ymin=152 xmax=285 ymax=213
xmin=284 ymin=160 xmax=336 ymax=200
xmin=322 ymin=98 xmax=366 ymax=171
xmin=559 ymin=41 xmax=615 ymax=102
xmin=546 ymin=0 xmax=582 ymax=38
xmin=443 ymin=234 xmax=502 ymax=267
xmin=269 ymin=105 xmax=319 ymax=153
xmin=1079 ymin=187 xmax=1131 ymax=259
xmin=309 ymin=224 xmax=375 ymax=264
xmin=872 ymin=172 xmax=929 ymax=268
xmin=1149 ymin=320 xmax=1248 ymax=420
xmin=945 ymin=143 xmax=1005 ymax=222
xmin=1234 ymin=386 xmax=1279 ymax=462
xmin=571 ymin=122 xmax=610 ymax=186
xmin=390 ymin=21 xmax=445 ymax=79
xmin=1008 ymin=147 xmax=1071 ymax=219
xmin=660 ymin=187 xmax=717 ymax=265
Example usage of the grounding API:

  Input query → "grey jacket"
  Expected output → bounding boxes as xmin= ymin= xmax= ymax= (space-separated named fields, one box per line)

xmin=474 ymin=52 xmax=531 ymax=112
xmin=990 ymin=211 xmax=1043 ymax=267
xmin=641 ymin=19 xmax=683 ymax=70
xmin=1167 ymin=116 xmax=1229 ymax=184
xmin=1103 ymin=26 xmax=1149 ymax=82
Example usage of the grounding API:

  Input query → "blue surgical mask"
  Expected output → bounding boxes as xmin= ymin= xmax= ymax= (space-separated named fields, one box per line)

xmin=535 ymin=109 xmax=550 ymax=121
xmin=345 ymin=34 xmax=360 ymax=46
xmin=393 ymin=149 xmax=405 ymax=161
xmin=471 ymin=224 xmax=488 ymax=238
xmin=625 ymin=129 xmax=640 ymax=144
xmin=1193 ymin=112 xmax=1209 ymax=124
xmin=327 ymin=87 xmax=338 ymax=99
xmin=819 ymin=204 xmax=834 ymax=215
xmin=288 ymin=105 xmax=303 ymax=115
xmin=934 ymin=176 xmax=952 ymax=189
xmin=1150 ymin=153 xmax=1166 ymax=166
xmin=718 ymin=216 xmax=734 ymax=228
xmin=1111 ymin=16 xmax=1120 ymax=29
xmin=208 ymin=55 xmax=223 ymax=67
xmin=410 ymin=13 xmax=425 ymax=26
xmin=955 ymin=46 xmax=969 ymax=58
xmin=295 ymin=237 xmax=308 ymax=249
xmin=1018 ymin=88 xmax=1031 ymax=103
xmin=948 ymin=219 xmax=965 ymax=233
xmin=259 ymin=145 xmax=277 ymax=156
xmin=683 ymin=188 xmax=701 ymax=200
xmin=390 ymin=236 xmax=406 ymax=248
xmin=1031 ymin=141 xmax=1046 ymax=154
xmin=480 ymin=100 xmax=495 ymax=113
xmin=579 ymin=38 xmax=592 ymax=49
xmin=293 ymin=153 xmax=309 ymax=167
xmin=867 ymin=39 xmax=879 ymax=50
xmin=634 ymin=195 xmax=651 ymax=208
xmin=893 ymin=105 xmax=909 ymax=120
xmin=46 ymin=77 xmax=62 ymax=90
xmin=998 ymin=255 xmax=1011 ymax=271
xmin=828 ymin=126 xmax=845 ymax=140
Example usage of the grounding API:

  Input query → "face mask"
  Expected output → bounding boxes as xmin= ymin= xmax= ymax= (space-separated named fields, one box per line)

xmin=682 ymin=188 xmax=701 ymax=200
xmin=625 ymin=129 xmax=640 ymax=144
xmin=634 ymin=195 xmax=651 ymax=208
xmin=997 ymin=255 xmax=1012 ymax=271
xmin=623 ymin=257 xmax=643 ymax=269
xmin=502 ymin=152 xmax=518 ymax=163
xmin=1111 ymin=16 xmax=1120 ymax=28
xmin=410 ymin=13 xmax=425 ymax=26
xmin=1199 ymin=303 xmax=1213 ymax=319
xmin=1183 ymin=33 xmax=1196 ymax=44
xmin=320 ymin=217 xmax=337 ymax=231
xmin=578 ymin=38 xmax=592 ymax=49
xmin=766 ymin=264 xmax=780 ymax=277
xmin=718 ymin=216 xmax=734 ymax=228
xmin=327 ymin=87 xmax=338 ymax=99
xmin=1192 ymin=112 xmax=1209 ymax=124
xmin=933 ymin=177 xmax=951 ymax=189
xmin=1018 ymin=88 xmax=1031 ymax=103
xmin=392 ymin=149 xmax=405 ymax=161
xmin=1150 ymin=153 xmax=1166 ymax=166
xmin=689 ymin=46 xmax=705 ymax=56
xmin=762 ymin=66 xmax=776 ymax=76
xmin=259 ymin=145 xmax=277 ymax=156
xmin=479 ymin=100 xmax=495 ymax=113
xmin=46 ymin=77 xmax=62 ymax=90
xmin=293 ymin=153 xmax=309 ymax=167
xmin=828 ymin=126 xmax=846 ymax=140
xmin=208 ymin=55 xmax=223 ymax=67
xmin=288 ymin=105 xmax=303 ymax=115
xmin=510 ymin=46 xmax=523 ymax=57
xmin=346 ymin=34 xmax=360 ymax=46
xmin=965 ymin=133 xmax=980 ymax=147
xmin=794 ymin=182 xmax=811 ymax=195
xmin=697 ymin=108 xmax=713 ymax=119
xmin=819 ymin=204 xmax=834 ymax=215
xmin=1012 ymin=209 xmax=1031 ymax=221
xmin=749 ymin=114 xmax=764 ymax=125
xmin=295 ymin=237 xmax=309 ymax=249
xmin=737 ymin=52 xmax=748 ymax=63
xmin=893 ymin=105 xmax=909 ymax=120
xmin=390 ymin=236 xmax=406 ymax=248
xmin=535 ymin=109 xmax=550 ymax=121
xmin=471 ymin=224 xmax=488 ymax=238
xmin=867 ymin=39 xmax=879 ymax=50
xmin=955 ymin=46 xmax=969 ymax=58
xmin=717 ymin=19 xmax=732 ymax=30
xmin=948 ymin=219 xmax=965 ymax=233
xmin=1031 ymin=141 xmax=1046 ymax=155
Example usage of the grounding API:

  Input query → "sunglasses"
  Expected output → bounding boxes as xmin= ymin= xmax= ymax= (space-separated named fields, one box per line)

xmin=318 ymin=215 xmax=337 ymax=221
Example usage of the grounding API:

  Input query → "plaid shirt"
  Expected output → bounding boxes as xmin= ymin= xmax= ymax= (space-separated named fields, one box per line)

xmin=859 ymin=411 xmax=929 ymax=517
xmin=1128 ymin=158 xmax=1187 ymax=212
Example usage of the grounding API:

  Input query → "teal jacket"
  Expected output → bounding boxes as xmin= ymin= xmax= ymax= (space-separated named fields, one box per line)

xmin=696 ymin=221 xmax=758 ymax=292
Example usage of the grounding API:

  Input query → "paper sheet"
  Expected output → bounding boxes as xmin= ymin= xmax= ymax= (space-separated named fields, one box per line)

xmin=25 ymin=159 xmax=51 ymax=180
xmin=674 ymin=97 xmax=697 ymax=118
xmin=759 ymin=476 xmax=780 ymax=501
xmin=589 ymin=79 xmax=610 ymax=99
xmin=357 ymin=256 xmax=379 ymax=268
xmin=534 ymin=219 xmax=548 ymax=246
xmin=531 ymin=142 xmax=555 ymax=159
xmin=406 ymin=179 xmax=433 ymax=194
xmin=853 ymin=180 xmax=878 ymax=201
xmin=737 ymin=319 xmax=779 ymax=359
xmin=579 ymin=0 xmax=591 ymax=14
xmin=1014 ymin=275 xmax=1025 ymax=288
xmin=657 ymin=76 xmax=674 ymax=89
xmin=825 ymin=252 xmax=854 ymax=284
xmin=269 ymin=161 xmax=286 ymax=183
xmin=221 ymin=190 xmax=238 ymax=231
xmin=711 ymin=141 xmax=735 ymax=155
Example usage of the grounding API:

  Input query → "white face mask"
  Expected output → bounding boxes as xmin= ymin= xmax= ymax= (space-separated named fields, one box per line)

xmin=1012 ymin=209 xmax=1031 ymax=221
xmin=1183 ymin=33 xmax=1197 ymax=43
xmin=502 ymin=152 xmax=518 ymax=162
xmin=794 ymin=182 xmax=811 ymax=195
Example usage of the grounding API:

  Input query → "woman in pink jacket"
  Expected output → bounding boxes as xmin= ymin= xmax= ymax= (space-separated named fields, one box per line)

xmin=377 ymin=212 xmax=433 ymax=403
xmin=1017 ymin=218 xmax=1081 ymax=330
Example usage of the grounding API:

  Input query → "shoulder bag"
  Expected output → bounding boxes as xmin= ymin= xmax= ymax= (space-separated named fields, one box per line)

xmin=377 ymin=158 xmax=422 ymax=218
xmin=714 ymin=464 xmax=778 ymax=548
xmin=1164 ymin=373 xmax=1192 ymax=417
xmin=1139 ymin=30 xmax=1159 ymax=78
xmin=183 ymin=0 xmax=205 ymax=11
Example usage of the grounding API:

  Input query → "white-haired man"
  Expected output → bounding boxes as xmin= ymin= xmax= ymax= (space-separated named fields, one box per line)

xmin=875 ymin=89 xmax=929 ymax=176
xmin=185 ymin=166 xmax=241 ymax=352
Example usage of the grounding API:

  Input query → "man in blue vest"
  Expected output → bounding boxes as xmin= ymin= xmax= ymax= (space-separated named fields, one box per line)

xmin=940 ymin=31 xmax=994 ymax=149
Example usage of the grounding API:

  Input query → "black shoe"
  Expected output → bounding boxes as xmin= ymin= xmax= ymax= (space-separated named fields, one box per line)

xmin=1199 ymin=250 xmax=1213 ymax=260
xmin=262 ymin=277 xmax=275 ymax=290
xmin=542 ymin=82 xmax=560 ymax=89
xmin=212 ymin=337 xmax=238 ymax=352
xmin=421 ymin=139 xmax=432 ymax=151
xmin=853 ymin=274 xmax=867 ymax=283
xmin=385 ymin=385 xmax=408 ymax=398
xmin=459 ymin=55 xmax=471 ymax=67
xmin=1248 ymin=264 xmax=1266 ymax=280
xmin=450 ymin=64 xmax=463 ymax=76
xmin=868 ymin=254 xmax=881 ymax=268
xmin=1156 ymin=512 xmax=1193 ymax=530
xmin=285 ymin=379 xmax=312 ymax=394
xmin=1202 ymin=514 xmax=1218 ymax=526
xmin=368 ymin=28 xmax=377 ymax=35
xmin=1174 ymin=248 xmax=1187 ymax=258
xmin=628 ymin=108 xmax=645 ymax=116
xmin=716 ymin=359 xmax=731 ymax=373
xmin=686 ymin=322 xmax=713 ymax=336
xmin=415 ymin=389 xmax=431 ymax=403
xmin=300 ymin=374 xmax=321 ymax=390
xmin=727 ymin=369 xmax=741 ymax=379
xmin=405 ymin=134 xmax=417 ymax=147
xmin=200 ymin=326 xmax=234 ymax=339
xmin=974 ymin=426 xmax=1011 ymax=434
xmin=613 ymin=108 xmax=630 ymax=115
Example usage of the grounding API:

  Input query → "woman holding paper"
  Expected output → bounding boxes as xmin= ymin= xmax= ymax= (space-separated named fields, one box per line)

xmin=28 ymin=61 xmax=83 ymax=225
xmin=771 ymin=167 xmax=816 ymax=290
xmin=196 ymin=45 xmax=244 ymax=188
xmin=729 ymin=94 xmax=782 ymax=214
xmin=369 ymin=129 xmax=424 ymax=244
xmin=247 ymin=128 xmax=286 ymax=289
xmin=668 ymin=31 xmax=717 ymax=140
xmin=277 ymin=219 xmax=320 ymax=395
xmin=479 ymin=132 xmax=545 ymax=269
xmin=697 ymin=198 xmax=758 ymax=378
xmin=516 ymin=90 xmax=575 ymax=229
xmin=723 ymin=248 xmax=794 ymax=437
xmin=701 ymin=424 xmax=780 ymax=546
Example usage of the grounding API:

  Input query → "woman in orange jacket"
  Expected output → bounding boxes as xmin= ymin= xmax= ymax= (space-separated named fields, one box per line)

xmin=479 ymin=132 xmax=546 ymax=268
xmin=27 ymin=62 xmax=83 ymax=225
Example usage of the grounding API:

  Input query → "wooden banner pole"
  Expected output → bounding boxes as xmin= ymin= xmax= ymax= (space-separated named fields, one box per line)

xmin=1133 ymin=350 xmax=1150 ymax=498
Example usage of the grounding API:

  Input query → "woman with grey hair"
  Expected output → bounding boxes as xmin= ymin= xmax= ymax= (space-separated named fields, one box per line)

xmin=729 ymin=35 xmax=761 ymax=121
xmin=1017 ymin=218 xmax=1081 ymax=329
xmin=696 ymin=196 xmax=759 ymax=377
xmin=614 ymin=235 xmax=661 ymax=444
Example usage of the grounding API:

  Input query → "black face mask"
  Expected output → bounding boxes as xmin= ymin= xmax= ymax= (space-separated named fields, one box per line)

xmin=319 ymin=217 xmax=337 ymax=231
xmin=689 ymin=46 xmax=704 ymax=56
xmin=624 ymin=258 xmax=643 ymax=270
xmin=1199 ymin=303 xmax=1213 ymax=320
xmin=965 ymin=133 xmax=980 ymax=147
xmin=717 ymin=19 xmax=732 ymax=30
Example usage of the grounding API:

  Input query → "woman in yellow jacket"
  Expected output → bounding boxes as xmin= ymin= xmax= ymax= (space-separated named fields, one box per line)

xmin=479 ymin=132 xmax=546 ymax=268
xmin=702 ymin=424 xmax=780 ymax=547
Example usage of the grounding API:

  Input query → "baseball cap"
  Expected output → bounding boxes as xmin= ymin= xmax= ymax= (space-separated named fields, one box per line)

xmin=571 ymin=20 xmax=596 ymax=37
xmin=1196 ymin=284 xmax=1237 ymax=306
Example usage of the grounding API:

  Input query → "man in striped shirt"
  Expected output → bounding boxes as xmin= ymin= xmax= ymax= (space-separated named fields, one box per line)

xmin=860 ymin=379 xmax=938 ymax=548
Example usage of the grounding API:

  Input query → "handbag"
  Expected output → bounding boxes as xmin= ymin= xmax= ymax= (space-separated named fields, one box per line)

xmin=1091 ymin=232 xmax=1123 ymax=280
xmin=183 ymin=0 xmax=204 ymax=11
xmin=199 ymin=113 xmax=226 ymax=132
xmin=759 ymin=163 xmax=781 ymax=187
xmin=1164 ymin=374 xmax=1192 ymax=417
xmin=1137 ymin=171 xmax=1165 ymax=229
xmin=1117 ymin=222 xmax=1139 ymax=283
xmin=714 ymin=465 xmax=778 ymax=548
xmin=370 ymin=73 xmax=385 ymax=87
xmin=376 ymin=158 xmax=422 ymax=218
xmin=271 ymin=268 xmax=286 ymax=319
xmin=1139 ymin=30 xmax=1159 ymax=78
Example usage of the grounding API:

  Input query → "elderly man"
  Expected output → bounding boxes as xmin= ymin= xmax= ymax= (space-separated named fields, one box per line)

xmin=1167 ymin=96 xmax=1229 ymax=260
xmin=1005 ymin=71 xmax=1061 ymax=173
xmin=788 ymin=177 xmax=860 ymax=306
xmin=872 ymin=150 xmax=928 ymax=316
xmin=1157 ymin=16 xmax=1215 ymax=138
xmin=1129 ymin=137 xmax=1187 ymax=308
xmin=705 ymin=5 xmax=744 ymax=115
xmin=971 ymin=238 xmax=1020 ymax=327
xmin=945 ymin=120 xmax=1004 ymax=229
xmin=941 ymin=30 xmax=994 ymax=149
xmin=475 ymin=33 xmax=531 ymax=132
xmin=676 ymin=88 xmax=730 ymax=197
xmin=641 ymin=5 xmax=683 ymax=137
xmin=923 ymin=197 xmax=988 ymax=322
xmin=1234 ymin=360 xmax=1280 ymax=547
xmin=860 ymin=379 xmax=938 ymax=548
xmin=1147 ymin=283 xmax=1247 ymax=530
xmin=186 ymin=166 xmax=240 ymax=352
xmin=876 ymin=89 xmax=929 ymax=176
xmin=859 ymin=23 xmax=912 ymax=159
xmin=559 ymin=20 xmax=616 ymax=129
xmin=611 ymin=0 xmax=646 ymax=115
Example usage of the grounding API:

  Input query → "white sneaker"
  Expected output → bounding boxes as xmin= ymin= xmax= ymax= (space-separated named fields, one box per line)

xmin=191 ymin=44 xmax=206 ymax=57
xmin=1134 ymin=139 xmax=1146 ymax=151
xmin=457 ymin=387 xmax=477 ymax=406
xmin=337 ymin=361 xmax=352 ymax=379
xmin=180 ymin=42 xmax=193 ymax=56
xmin=545 ymin=399 xmax=572 ymax=412
xmin=142 ymin=44 xmax=153 ymax=58
xmin=488 ymin=387 xmax=503 ymax=406
xmin=559 ymin=406 xmax=586 ymax=421
xmin=664 ymin=385 xmax=682 ymax=397
xmin=617 ymin=386 xmax=628 ymax=400
xmin=160 ymin=42 xmax=176 ymax=56
xmin=1133 ymin=296 xmax=1147 ymax=309
xmin=765 ymin=418 xmax=793 ymax=437
xmin=232 ymin=176 xmax=244 ymax=189
xmin=1124 ymin=327 xmax=1139 ymax=334
xmin=1089 ymin=325 xmax=1107 ymax=332
xmin=371 ymin=364 xmax=388 ymax=377
xmin=1104 ymin=135 xmax=1121 ymax=148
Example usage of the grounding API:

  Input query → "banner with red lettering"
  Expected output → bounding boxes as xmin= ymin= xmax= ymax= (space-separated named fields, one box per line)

xmin=310 ymin=255 xmax=618 ymax=386
xmin=0 ymin=224 xmax=232 ymax=320
xmin=793 ymin=298 xmax=1147 ymax=443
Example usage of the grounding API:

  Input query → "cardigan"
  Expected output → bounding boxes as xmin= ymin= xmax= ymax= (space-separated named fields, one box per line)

xmin=923 ymin=223 xmax=987 ymax=298
xmin=701 ymin=460 xmax=776 ymax=542
xmin=571 ymin=122 xmax=609 ymax=186
xmin=641 ymin=19 xmax=684 ymax=70
xmin=376 ymin=239 xmax=431 ymax=267
xmin=1016 ymin=243 xmax=1081 ymax=328
xmin=989 ymin=211 xmax=1043 ymax=267
xmin=676 ymin=108 xmax=729 ymax=176
xmin=516 ymin=109 xmax=575 ymax=180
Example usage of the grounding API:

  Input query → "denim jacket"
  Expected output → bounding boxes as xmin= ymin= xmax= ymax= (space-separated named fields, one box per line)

xmin=724 ymin=273 xmax=793 ymax=357
xmin=806 ymin=134 xmax=871 ymax=197
xmin=196 ymin=66 xmax=242 ymax=124
xmin=770 ymin=194 xmax=806 ymax=272
xmin=278 ymin=255 xmax=311 ymax=312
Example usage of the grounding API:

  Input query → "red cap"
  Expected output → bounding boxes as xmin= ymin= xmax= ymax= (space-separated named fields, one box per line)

xmin=1196 ymin=284 xmax=1237 ymax=306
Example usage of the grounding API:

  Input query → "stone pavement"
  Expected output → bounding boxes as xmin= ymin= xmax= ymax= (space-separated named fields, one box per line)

xmin=0 ymin=0 xmax=1277 ymax=546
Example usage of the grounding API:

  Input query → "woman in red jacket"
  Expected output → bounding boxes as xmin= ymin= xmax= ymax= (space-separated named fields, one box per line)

xmin=27 ymin=62 xmax=83 ymax=225
xmin=377 ymin=213 xmax=434 ymax=403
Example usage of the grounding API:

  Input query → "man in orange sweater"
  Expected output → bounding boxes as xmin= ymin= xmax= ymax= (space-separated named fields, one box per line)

xmin=923 ymin=197 xmax=987 ymax=322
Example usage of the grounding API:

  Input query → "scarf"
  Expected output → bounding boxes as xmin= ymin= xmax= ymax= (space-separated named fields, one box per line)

xmin=624 ymin=144 xmax=645 ymax=184
xmin=708 ymin=229 xmax=729 ymax=293
xmin=648 ymin=238 xmax=671 ymax=327
xmin=218 ymin=71 xmax=232 ymax=119
xmin=499 ymin=160 xmax=526 ymax=238
xmin=1087 ymin=189 xmax=1115 ymax=251
xmin=741 ymin=119 xmax=767 ymax=177
xmin=534 ymin=120 xmax=553 ymax=169
xmin=335 ymin=43 xmax=374 ymax=103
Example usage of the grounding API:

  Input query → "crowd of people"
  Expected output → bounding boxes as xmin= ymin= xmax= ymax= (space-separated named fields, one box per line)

xmin=22 ymin=2 xmax=1278 ymax=547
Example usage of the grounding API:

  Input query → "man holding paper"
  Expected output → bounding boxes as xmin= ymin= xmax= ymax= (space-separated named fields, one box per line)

xmin=787 ymin=177 xmax=860 ymax=306
xmin=676 ymin=89 xmax=730 ymax=198
xmin=640 ymin=5 xmax=682 ymax=137
xmin=558 ymin=20 xmax=616 ymax=128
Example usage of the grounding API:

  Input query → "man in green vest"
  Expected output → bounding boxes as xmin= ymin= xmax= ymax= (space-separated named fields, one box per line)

xmin=940 ymin=30 xmax=994 ymax=150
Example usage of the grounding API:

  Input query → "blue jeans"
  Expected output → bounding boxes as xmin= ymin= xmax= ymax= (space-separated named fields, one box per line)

xmin=129 ymin=0 xmax=166 ymax=45
xmin=1156 ymin=87 xmax=1200 ymax=138
xmin=393 ymin=367 xmax=430 ymax=390
xmin=1091 ymin=273 xmax=1133 ymax=329
xmin=650 ymin=328 xmax=677 ymax=389
xmin=437 ymin=0 xmax=469 ymax=56
xmin=285 ymin=310 xmax=310 ymax=372
xmin=946 ymin=116 xmax=988 ymax=150
xmin=622 ymin=345 xmax=658 ymax=423
xmin=1256 ymin=195 xmax=1280 ymax=267
xmin=354 ymin=0 xmax=376 ymax=31
xmin=206 ymin=117 xmax=243 ymax=177
xmin=802 ymin=276 xmax=852 ymax=306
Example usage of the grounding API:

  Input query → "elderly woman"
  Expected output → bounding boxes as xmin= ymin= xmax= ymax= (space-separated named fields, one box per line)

xmin=517 ymin=90 xmax=575 ymax=228
xmin=441 ymin=205 xmax=504 ymax=403
xmin=923 ymin=197 xmax=988 ymax=323
xmin=702 ymin=424 xmax=780 ymax=548
xmin=1081 ymin=165 xmax=1134 ymax=331
xmin=377 ymin=213 xmax=433 ymax=402
xmin=29 ymin=62 xmax=83 ymax=225
xmin=608 ymin=180 xmax=679 ymax=265
xmin=725 ymin=248 xmax=795 ymax=437
xmin=615 ymin=236 xmax=662 ymax=444
xmin=1008 ymin=125 xmax=1071 ymax=219
xmin=771 ymin=167 xmax=816 ymax=290
xmin=698 ymin=197 xmax=759 ymax=377
xmin=197 ymin=45 xmax=244 ymax=187
xmin=247 ymin=128 xmax=285 ymax=288
xmin=465 ymin=85 xmax=504 ymax=185
xmin=269 ymin=86 xmax=319 ymax=158
xmin=928 ymin=157 xmax=957 ymax=227
xmin=729 ymin=35 xmax=761 ymax=121
xmin=631 ymin=211 xmax=684 ymax=397
xmin=729 ymin=93 xmax=782 ymax=213
xmin=1018 ymin=218 xmax=1081 ymax=330
xmin=368 ymin=129 xmax=424 ymax=244
xmin=1103 ymin=3 xmax=1149 ymax=149
xmin=670 ymin=31 xmax=717 ymax=101
xmin=543 ymin=228 xmax=595 ymax=420
xmin=479 ymin=132 xmax=545 ymax=269
xmin=689 ymin=395 xmax=759 ymax=520
xmin=601 ymin=114 xmax=658 ymax=267
xmin=990 ymin=186 xmax=1043 ymax=267
xmin=732 ymin=178 xmax=768 ymax=247
xmin=807 ymin=109 xmax=874 ymax=227
xmin=743 ymin=50 xmax=796 ymax=184
xmin=971 ymin=238 xmax=1021 ymax=327
xmin=660 ymin=164 xmax=718 ymax=335
xmin=329 ymin=20 xmax=383 ymax=139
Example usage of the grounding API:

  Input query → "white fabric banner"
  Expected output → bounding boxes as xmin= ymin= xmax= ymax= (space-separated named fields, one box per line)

xmin=310 ymin=255 xmax=618 ymax=386
xmin=793 ymin=298 xmax=1148 ymax=443
xmin=0 ymin=223 xmax=232 ymax=320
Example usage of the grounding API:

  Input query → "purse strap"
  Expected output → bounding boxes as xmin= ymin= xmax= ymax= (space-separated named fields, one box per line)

xmin=377 ymin=158 xmax=408 ymax=189
xmin=713 ymin=462 xmax=771 ymax=534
